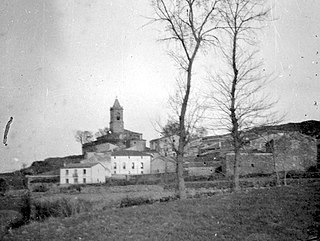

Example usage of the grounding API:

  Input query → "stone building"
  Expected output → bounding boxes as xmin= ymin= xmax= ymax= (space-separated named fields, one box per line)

xmin=150 ymin=156 xmax=176 ymax=174
xmin=224 ymin=131 xmax=317 ymax=176
xmin=149 ymin=135 xmax=179 ymax=157
xmin=82 ymin=99 xmax=146 ymax=154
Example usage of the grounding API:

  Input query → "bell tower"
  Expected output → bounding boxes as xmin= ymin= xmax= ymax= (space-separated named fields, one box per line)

xmin=110 ymin=98 xmax=124 ymax=133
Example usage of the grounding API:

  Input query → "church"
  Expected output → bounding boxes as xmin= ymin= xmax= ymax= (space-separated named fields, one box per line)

xmin=60 ymin=99 xmax=154 ymax=185
xmin=82 ymin=98 xmax=147 ymax=154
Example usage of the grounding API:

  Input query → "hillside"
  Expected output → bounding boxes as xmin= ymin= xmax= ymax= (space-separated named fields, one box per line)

xmin=251 ymin=120 xmax=320 ymax=139
xmin=20 ymin=154 xmax=84 ymax=176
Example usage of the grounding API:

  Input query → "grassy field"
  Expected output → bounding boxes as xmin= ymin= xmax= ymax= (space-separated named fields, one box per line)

xmin=2 ymin=181 xmax=319 ymax=241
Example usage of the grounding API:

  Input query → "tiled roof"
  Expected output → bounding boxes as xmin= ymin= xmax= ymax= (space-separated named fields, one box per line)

xmin=111 ymin=150 xmax=151 ymax=157
xmin=62 ymin=162 xmax=101 ymax=169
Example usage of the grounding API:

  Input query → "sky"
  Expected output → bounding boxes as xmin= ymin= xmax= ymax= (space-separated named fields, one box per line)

xmin=0 ymin=0 xmax=319 ymax=173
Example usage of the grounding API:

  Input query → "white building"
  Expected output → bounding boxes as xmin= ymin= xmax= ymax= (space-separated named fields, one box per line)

xmin=111 ymin=150 xmax=151 ymax=175
xmin=60 ymin=162 xmax=107 ymax=185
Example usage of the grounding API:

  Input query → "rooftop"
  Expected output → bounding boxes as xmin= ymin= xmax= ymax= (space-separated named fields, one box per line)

xmin=111 ymin=150 xmax=152 ymax=157
xmin=62 ymin=162 xmax=101 ymax=169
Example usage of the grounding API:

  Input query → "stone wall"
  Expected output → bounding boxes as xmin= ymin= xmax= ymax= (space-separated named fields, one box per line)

xmin=274 ymin=133 xmax=317 ymax=172
xmin=225 ymin=153 xmax=274 ymax=176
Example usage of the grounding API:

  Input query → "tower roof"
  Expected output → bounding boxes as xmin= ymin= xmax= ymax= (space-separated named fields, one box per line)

xmin=112 ymin=98 xmax=123 ymax=109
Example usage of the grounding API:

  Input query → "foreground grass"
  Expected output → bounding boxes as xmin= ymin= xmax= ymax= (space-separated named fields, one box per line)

xmin=3 ymin=182 xmax=319 ymax=241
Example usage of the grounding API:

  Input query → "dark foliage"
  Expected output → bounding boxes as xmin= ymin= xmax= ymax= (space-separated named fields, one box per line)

xmin=32 ymin=185 xmax=49 ymax=193
xmin=32 ymin=198 xmax=92 ymax=221
xmin=0 ymin=178 xmax=8 ymax=195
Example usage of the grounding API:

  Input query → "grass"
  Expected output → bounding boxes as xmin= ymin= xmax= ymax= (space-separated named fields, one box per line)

xmin=3 ymin=181 xmax=319 ymax=241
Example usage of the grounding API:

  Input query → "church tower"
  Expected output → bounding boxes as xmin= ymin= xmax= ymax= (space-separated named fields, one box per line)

xmin=110 ymin=98 xmax=124 ymax=133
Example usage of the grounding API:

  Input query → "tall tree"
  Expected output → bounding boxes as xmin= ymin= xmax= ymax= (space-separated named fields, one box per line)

xmin=152 ymin=0 xmax=220 ymax=198
xmin=208 ymin=0 xmax=276 ymax=191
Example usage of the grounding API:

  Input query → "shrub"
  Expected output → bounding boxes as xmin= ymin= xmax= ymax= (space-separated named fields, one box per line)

xmin=59 ymin=184 xmax=83 ymax=193
xmin=0 ymin=210 xmax=23 ymax=236
xmin=0 ymin=178 xmax=9 ymax=196
xmin=32 ymin=184 xmax=49 ymax=192
xmin=306 ymin=165 xmax=319 ymax=173
xmin=120 ymin=196 xmax=155 ymax=208
xmin=32 ymin=197 xmax=92 ymax=221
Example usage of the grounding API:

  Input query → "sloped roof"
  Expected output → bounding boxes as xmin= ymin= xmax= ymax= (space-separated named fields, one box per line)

xmin=111 ymin=150 xmax=152 ymax=156
xmin=62 ymin=162 xmax=101 ymax=169
xmin=151 ymin=156 xmax=176 ymax=163
xmin=112 ymin=98 xmax=123 ymax=109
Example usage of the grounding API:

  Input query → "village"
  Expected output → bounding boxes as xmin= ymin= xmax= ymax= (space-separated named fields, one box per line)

xmin=56 ymin=98 xmax=318 ymax=186
xmin=1 ymin=0 xmax=320 ymax=240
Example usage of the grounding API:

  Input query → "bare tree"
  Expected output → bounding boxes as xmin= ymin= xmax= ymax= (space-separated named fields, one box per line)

xmin=208 ymin=0 xmax=277 ymax=191
xmin=151 ymin=0 xmax=220 ymax=199
xmin=95 ymin=127 xmax=110 ymax=139
xmin=75 ymin=130 xmax=93 ymax=145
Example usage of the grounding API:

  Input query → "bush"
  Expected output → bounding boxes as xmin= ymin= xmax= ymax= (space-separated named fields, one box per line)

xmin=0 ymin=178 xmax=9 ymax=196
xmin=120 ymin=196 xmax=155 ymax=208
xmin=30 ymin=176 xmax=60 ymax=183
xmin=32 ymin=184 xmax=49 ymax=192
xmin=32 ymin=197 xmax=92 ymax=221
xmin=59 ymin=184 xmax=83 ymax=193
xmin=306 ymin=165 xmax=319 ymax=173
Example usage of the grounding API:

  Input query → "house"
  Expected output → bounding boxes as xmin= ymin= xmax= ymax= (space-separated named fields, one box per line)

xmin=184 ymin=153 xmax=223 ymax=176
xmin=150 ymin=156 xmax=176 ymax=174
xmin=224 ymin=131 xmax=317 ymax=176
xmin=149 ymin=135 xmax=179 ymax=157
xmin=111 ymin=150 xmax=152 ymax=175
xmin=60 ymin=162 xmax=107 ymax=185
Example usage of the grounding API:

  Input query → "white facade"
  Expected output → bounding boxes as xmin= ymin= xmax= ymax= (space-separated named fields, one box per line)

xmin=60 ymin=163 xmax=106 ymax=185
xmin=111 ymin=152 xmax=151 ymax=175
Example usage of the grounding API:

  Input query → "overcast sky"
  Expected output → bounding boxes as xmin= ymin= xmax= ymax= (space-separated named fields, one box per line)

xmin=0 ymin=0 xmax=319 ymax=173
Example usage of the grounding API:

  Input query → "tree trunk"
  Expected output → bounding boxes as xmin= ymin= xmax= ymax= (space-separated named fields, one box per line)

xmin=233 ymin=148 xmax=241 ymax=191
xmin=272 ymin=151 xmax=280 ymax=186
xmin=176 ymin=154 xmax=186 ymax=199
xmin=284 ymin=170 xmax=287 ymax=186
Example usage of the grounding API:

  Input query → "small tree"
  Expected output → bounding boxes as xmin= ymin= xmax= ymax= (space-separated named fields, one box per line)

xmin=94 ymin=127 xmax=110 ymax=139
xmin=75 ymin=130 xmax=93 ymax=145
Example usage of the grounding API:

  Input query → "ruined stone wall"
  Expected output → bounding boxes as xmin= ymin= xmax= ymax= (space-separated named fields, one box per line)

xmin=225 ymin=153 xmax=274 ymax=176
xmin=274 ymin=134 xmax=317 ymax=172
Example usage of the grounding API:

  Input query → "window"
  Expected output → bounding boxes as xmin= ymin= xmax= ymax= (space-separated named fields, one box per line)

xmin=74 ymin=178 xmax=78 ymax=184
xmin=83 ymin=178 xmax=86 ymax=184
xmin=141 ymin=162 xmax=144 ymax=169
xmin=83 ymin=169 xmax=86 ymax=175
xmin=114 ymin=156 xmax=116 ymax=159
xmin=141 ymin=171 xmax=143 ymax=174
xmin=123 ymin=163 xmax=126 ymax=169
xmin=113 ymin=162 xmax=117 ymax=169
xmin=132 ymin=162 xmax=135 ymax=169
xmin=65 ymin=170 xmax=69 ymax=175
xmin=66 ymin=178 xmax=69 ymax=184
xmin=128 ymin=156 xmax=130 ymax=159
xmin=117 ymin=116 xmax=120 ymax=120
